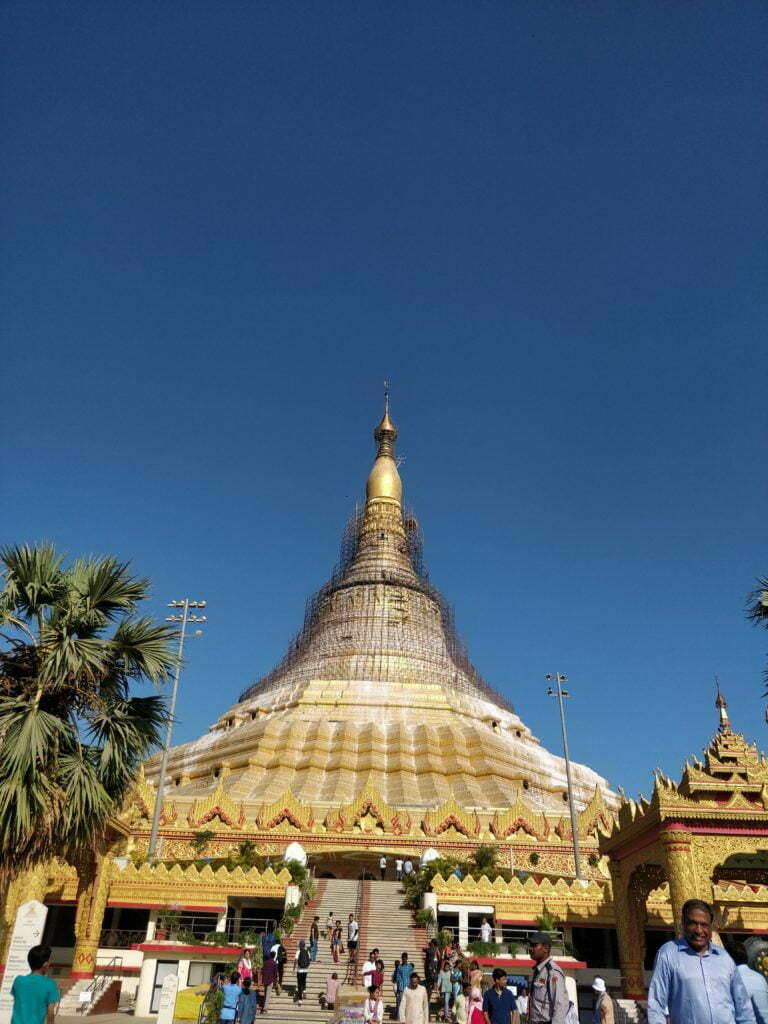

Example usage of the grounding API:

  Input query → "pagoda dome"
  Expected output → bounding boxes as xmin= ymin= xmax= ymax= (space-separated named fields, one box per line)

xmin=145 ymin=398 xmax=617 ymax=833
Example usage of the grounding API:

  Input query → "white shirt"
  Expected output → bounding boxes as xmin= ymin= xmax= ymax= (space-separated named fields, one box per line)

xmin=380 ymin=857 xmax=387 ymax=867
xmin=348 ymin=919 xmax=359 ymax=941
xmin=362 ymin=959 xmax=376 ymax=985
xmin=404 ymin=860 xmax=413 ymax=874
xmin=396 ymin=859 xmax=403 ymax=870
xmin=398 ymin=984 xmax=429 ymax=1024
xmin=480 ymin=921 xmax=492 ymax=943
xmin=365 ymin=996 xmax=384 ymax=1022
xmin=294 ymin=948 xmax=309 ymax=972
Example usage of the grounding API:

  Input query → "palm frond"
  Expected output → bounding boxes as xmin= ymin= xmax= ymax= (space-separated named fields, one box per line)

xmin=58 ymin=749 xmax=113 ymax=852
xmin=69 ymin=557 xmax=150 ymax=620
xmin=0 ymin=698 xmax=69 ymax=775
xmin=747 ymin=578 xmax=768 ymax=625
xmin=89 ymin=695 xmax=168 ymax=795
xmin=110 ymin=617 xmax=177 ymax=683
xmin=0 ymin=543 xmax=66 ymax=621
xmin=37 ymin=629 xmax=109 ymax=689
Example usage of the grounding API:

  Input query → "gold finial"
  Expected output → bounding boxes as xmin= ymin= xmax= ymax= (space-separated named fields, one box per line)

xmin=373 ymin=382 xmax=397 ymax=456
xmin=366 ymin=386 xmax=402 ymax=503
xmin=715 ymin=677 xmax=730 ymax=732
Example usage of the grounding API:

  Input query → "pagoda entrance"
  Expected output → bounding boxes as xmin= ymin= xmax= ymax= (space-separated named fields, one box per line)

xmin=310 ymin=850 xmax=401 ymax=881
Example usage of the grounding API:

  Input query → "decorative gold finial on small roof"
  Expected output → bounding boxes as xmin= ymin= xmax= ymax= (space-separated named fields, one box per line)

xmin=715 ymin=677 xmax=730 ymax=732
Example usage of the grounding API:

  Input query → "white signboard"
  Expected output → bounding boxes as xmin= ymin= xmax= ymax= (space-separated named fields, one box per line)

xmin=156 ymin=972 xmax=179 ymax=1024
xmin=0 ymin=900 xmax=49 ymax=1024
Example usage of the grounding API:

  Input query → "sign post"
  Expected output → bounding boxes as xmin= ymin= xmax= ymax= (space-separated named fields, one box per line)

xmin=0 ymin=900 xmax=49 ymax=1024
xmin=156 ymin=971 xmax=179 ymax=1024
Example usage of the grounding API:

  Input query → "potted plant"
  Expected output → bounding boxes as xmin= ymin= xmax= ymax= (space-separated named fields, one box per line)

xmin=156 ymin=906 xmax=182 ymax=941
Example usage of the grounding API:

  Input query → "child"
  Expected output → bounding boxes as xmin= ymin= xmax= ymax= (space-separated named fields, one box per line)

xmin=324 ymin=972 xmax=341 ymax=1011
xmin=437 ymin=960 xmax=453 ymax=1021
xmin=454 ymin=983 xmax=469 ymax=1024
xmin=364 ymin=985 xmax=384 ymax=1023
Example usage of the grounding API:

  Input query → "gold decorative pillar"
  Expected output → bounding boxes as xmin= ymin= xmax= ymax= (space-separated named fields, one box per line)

xmin=609 ymin=859 xmax=646 ymax=1000
xmin=71 ymin=854 xmax=111 ymax=978
xmin=659 ymin=828 xmax=699 ymax=930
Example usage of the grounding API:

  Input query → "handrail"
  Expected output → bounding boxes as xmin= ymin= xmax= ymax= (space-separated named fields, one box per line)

xmin=79 ymin=956 xmax=123 ymax=1014
xmin=344 ymin=875 xmax=365 ymax=985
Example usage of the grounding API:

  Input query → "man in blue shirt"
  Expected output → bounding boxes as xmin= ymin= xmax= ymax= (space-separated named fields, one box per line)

xmin=218 ymin=971 xmax=241 ymax=1023
xmin=647 ymin=898 xmax=755 ymax=1024
xmin=482 ymin=967 xmax=518 ymax=1024
xmin=732 ymin=945 xmax=768 ymax=1024
xmin=393 ymin=952 xmax=414 ymax=1017
xmin=10 ymin=945 xmax=60 ymax=1024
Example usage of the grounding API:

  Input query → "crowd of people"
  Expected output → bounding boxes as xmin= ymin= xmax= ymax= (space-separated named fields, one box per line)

xmin=6 ymin=895 xmax=768 ymax=1024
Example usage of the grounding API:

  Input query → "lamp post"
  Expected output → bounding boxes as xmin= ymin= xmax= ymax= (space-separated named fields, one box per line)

xmin=147 ymin=599 xmax=207 ymax=861
xmin=545 ymin=672 xmax=583 ymax=881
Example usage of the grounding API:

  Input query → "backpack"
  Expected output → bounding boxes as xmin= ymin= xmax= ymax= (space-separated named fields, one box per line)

xmin=298 ymin=947 xmax=311 ymax=969
xmin=276 ymin=944 xmax=287 ymax=965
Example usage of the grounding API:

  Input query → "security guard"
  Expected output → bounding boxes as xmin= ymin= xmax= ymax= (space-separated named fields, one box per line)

xmin=527 ymin=931 xmax=570 ymax=1024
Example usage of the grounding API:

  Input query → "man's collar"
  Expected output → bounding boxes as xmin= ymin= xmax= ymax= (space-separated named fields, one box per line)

xmin=533 ymin=956 xmax=553 ymax=971
xmin=675 ymin=938 xmax=720 ymax=955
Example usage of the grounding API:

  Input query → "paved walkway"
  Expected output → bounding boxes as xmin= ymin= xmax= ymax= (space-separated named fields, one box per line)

xmin=58 ymin=1017 xmax=154 ymax=1024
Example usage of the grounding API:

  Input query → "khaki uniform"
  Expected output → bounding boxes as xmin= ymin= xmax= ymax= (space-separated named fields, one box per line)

xmin=528 ymin=958 xmax=570 ymax=1024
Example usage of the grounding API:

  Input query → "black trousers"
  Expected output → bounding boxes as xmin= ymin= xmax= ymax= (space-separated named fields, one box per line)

xmin=296 ymin=972 xmax=308 ymax=1001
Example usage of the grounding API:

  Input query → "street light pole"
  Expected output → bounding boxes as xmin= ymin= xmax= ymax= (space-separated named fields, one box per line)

xmin=147 ymin=599 xmax=207 ymax=861
xmin=546 ymin=672 xmax=583 ymax=881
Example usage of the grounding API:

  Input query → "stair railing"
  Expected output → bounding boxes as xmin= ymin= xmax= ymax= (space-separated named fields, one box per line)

xmin=79 ymin=956 xmax=122 ymax=1014
xmin=344 ymin=874 xmax=366 ymax=986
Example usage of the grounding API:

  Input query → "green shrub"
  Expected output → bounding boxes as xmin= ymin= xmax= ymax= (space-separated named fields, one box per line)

xmin=536 ymin=911 xmax=558 ymax=937
xmin=203 ymin=989 xmax=222 ymax=1024
xmin=414 ymin=908 xmax=435 ymax=927
xmin=203 ymin=930 xmax=230 ymax=945
xmin=465 ymin=940 xmax=499 ymax=956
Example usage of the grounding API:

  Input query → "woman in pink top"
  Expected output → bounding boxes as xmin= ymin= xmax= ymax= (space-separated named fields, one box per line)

xmin=237 ymin=948 xmax=253 ymax=983
xmin=468 ymin=985 xmax=485 ymax=1024
xmin=324 ymin=972 xmax=341 ymax=1010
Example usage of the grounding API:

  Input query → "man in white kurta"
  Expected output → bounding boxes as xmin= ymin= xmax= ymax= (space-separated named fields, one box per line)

xmin=399 ymin=975 xmax=429 ymax=1024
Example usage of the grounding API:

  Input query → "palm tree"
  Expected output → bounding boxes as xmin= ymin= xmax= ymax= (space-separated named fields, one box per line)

xmin=0 ymin=542 xmax=177 ymax=881
xmin=747 ymin=577 xmax=768 ymax=689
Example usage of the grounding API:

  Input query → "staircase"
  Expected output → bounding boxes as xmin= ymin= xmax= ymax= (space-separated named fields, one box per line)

xmin=615 ymin=999 xmax=648 ymax=1024
xmin=263 ymin=878 xmax=358 ymax=1023
xmin=58 ymin=979 xmax=93 ymax=1015
xmin=360 ymin=881 xmax=430 ymax=1013
xmin=263 ymin=879 xmax=427 ymax=1023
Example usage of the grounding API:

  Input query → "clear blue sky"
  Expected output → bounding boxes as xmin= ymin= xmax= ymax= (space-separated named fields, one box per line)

xmin=2 ymin=2 xmax=766 ymax=799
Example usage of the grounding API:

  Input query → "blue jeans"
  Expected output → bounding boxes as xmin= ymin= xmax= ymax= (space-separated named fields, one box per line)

xmin=310 ymin=940 xmax=318 ymax=962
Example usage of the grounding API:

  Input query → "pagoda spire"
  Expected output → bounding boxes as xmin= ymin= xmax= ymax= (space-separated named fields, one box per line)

xmin=715 ymin=678 xmax=730 ymax=732
xmin=366 ymin=382 xmax=402 ymax=503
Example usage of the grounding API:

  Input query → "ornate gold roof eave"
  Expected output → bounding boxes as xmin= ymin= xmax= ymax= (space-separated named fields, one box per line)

xmin=125 ymin=774 xmax=613 ymax=844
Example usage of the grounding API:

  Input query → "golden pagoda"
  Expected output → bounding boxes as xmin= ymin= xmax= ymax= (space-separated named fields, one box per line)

xmin=141 ymin=399 xmax=617 ymax=873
